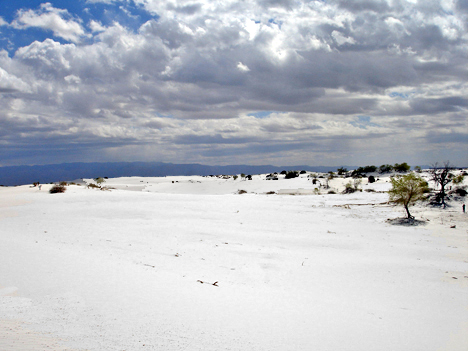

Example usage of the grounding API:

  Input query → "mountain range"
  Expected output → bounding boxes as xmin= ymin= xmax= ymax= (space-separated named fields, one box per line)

xmin=0 ymin=162 xmax=356 ymax=186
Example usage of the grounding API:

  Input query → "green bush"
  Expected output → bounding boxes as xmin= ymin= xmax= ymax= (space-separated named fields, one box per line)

xmin=394 ymin=162 xmax=411 ymax=173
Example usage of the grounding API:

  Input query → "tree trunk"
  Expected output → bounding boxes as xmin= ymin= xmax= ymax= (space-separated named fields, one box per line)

xmin=404 ymin=204 xmax=413 ymax=219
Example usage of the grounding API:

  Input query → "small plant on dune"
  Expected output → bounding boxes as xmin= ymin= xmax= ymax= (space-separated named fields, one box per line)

xmin=388 ymin=173 xmax=429 ymax=219
xmin=337 ymin=167 xmax=347 ymax=176
xmin=49 ymin=184 xmax=66 ymax=194
xmin=233 ymin=175 xmax=238 ymax=180
xmin=238 ymin=189 xmax=247 ymax=194
xmin=285 ymin=171 xmax=299 ymax=179
xmin=343 ymin=179 xmax=362 ymax=194
xmin=94 ymin=177 xmax=105 ymax=185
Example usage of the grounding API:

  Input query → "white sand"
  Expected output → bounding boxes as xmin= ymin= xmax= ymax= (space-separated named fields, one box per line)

xmin=0 ymin=173 xmax=467 ymax=350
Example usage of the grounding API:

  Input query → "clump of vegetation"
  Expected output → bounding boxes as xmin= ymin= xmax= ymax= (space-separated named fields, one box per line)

xmin=237 ymin=189 xmax=247 ymax=194
xmin=87 ymin=183 xmax=100 ymax=189
xmin=327 ymin=190 xmax=336 ymax=194
xmin=394 ymin=162 xmax=411 ymax=173
xmin=337 ymin=167 xmax=347 ymax=175
xmin=59 ymin=181 xmax=68 ymax=186
xmin=49 ymin=184 xmax=66 ymax=194
xmin=379 ymin=164 xmax=394 ymax=173
xmin=233 ymin=175 xmax=238 ymax=180
xmin=343 ymin=179 xmax=362 ymax=194
xmin=351 ymin=165 xmax=377 ymax=177
xmin=266 ymin=191 xmax=276 ymax=195
xmin=368 ymin=175 xmax=376 ymax=183
xmin=452 ymin=187 xmax=467 ymax=197
xmin=388 ymin=173 xmax=429 ymax=219
xmin=285 ymin=171 xmax=299 ymax=179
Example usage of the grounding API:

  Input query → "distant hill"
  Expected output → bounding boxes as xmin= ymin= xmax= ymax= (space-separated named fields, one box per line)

xmin=0 ymin=162 xmax=356 ymax=186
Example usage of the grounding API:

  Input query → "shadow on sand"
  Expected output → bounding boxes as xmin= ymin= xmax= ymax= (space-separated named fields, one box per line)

xmin=386 ymin=217 xmax=428 ymax=226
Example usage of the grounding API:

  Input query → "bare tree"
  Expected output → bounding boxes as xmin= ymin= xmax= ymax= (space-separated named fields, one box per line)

xmin=429 ymin=162 xmax=454 ymax=208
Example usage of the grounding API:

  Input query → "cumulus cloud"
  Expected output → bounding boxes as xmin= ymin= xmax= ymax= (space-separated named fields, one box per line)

xmin=0 ymin=0 xmax=467 ymax=167
xmin=11 ymin=3 xmax=88 ymax=43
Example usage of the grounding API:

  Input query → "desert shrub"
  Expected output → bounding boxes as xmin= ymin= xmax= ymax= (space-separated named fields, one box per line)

xmin=414 ymin=166 xmax=422 ymax=173
xmin=246 ymin=175 xmax=252 ymax=180
xmin=394 ymin=162 xmax=411 ymax=173
xmin=337 ymin=167 xmax=347 ymax=175
xmin=233 ymin=175 xmax=238 ymax=180
xmin=49 ymin=184 xmax=66 ymax=194
xmin=285 ymin=171 xmax=299 ymax=179
xmin=379 ymin=164 xmax=393 ymax=173
xmin=343 ymin=182 xmax=356 ymax=194
xmin=280 ymin=170 xmax=287 ymax=175
xmin=352 ymin=165 xmax=377 ymax=177
xmin=365 ymin=188 xmax=376 ymax=192
xmin=368 ymin=175 xmax=376 ymax=183
xmin=266 ymin=191 xmax=276 ymax=194
xmin=327 ymin=190 xmax=336 ymax=194
xmin=452 ymin=187 xmax=467 ymax=197
xmin=300 ymin=170 xmax=307 ymax=174
xmin=238 ymin=189 xmax=247 ymax=194
xmin=87 ymin=183 xmax=100 ymax=189
xmin=343 ymin=179 xmax=362 ymax=194
xmin=241 ymin=173 xmax=246 ymax=178
xmin=59 ymin=181 xmax=68 ymax=186
xmin=452 ymin=174 xmax=464 ymax=185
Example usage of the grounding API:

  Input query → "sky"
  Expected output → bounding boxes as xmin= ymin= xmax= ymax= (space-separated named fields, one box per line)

xmin=0 ymin=0 xmax=467 ymax=168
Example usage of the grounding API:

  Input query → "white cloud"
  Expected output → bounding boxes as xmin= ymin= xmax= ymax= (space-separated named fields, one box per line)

xmin=89 ymin=20 xmax=106 ymax=33
xmin=11 ymin=3 xmax=88 ymax=43
xmin=0 ymin=67 xmax=30 ymax=93
xmin=0 ymin=17 xmax=8 ymax=26
xmin=331 ymin=30 xmax=356 ymax=46
xmin=237 ymin=62 xmax=250 ymax=72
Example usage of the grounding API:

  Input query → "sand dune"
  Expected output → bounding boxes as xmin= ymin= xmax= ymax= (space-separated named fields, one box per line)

xmin=1 ymin=173 xmax=467 ymax=350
